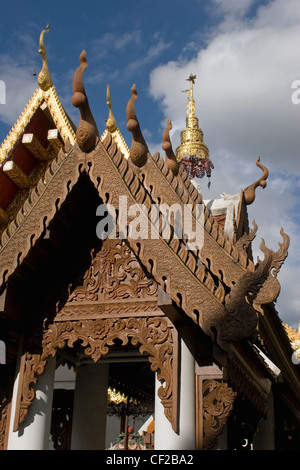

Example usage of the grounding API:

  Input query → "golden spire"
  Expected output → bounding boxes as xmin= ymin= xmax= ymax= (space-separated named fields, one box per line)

xmin=37 ymin=24 xmax=53 ymax=91
xmin=176 ymin=74 xmax=213 ymax=180
xmin=106 ymin=84 xmax=117 ymax=133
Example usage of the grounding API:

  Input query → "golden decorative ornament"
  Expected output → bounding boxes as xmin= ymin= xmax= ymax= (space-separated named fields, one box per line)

xmin=284 ymin=323 xmax=300 ymax=361
xmin=176 ymin=74 xmax=213 ymax=181
xmin=37 ymin=24 xmax=53 ymax=91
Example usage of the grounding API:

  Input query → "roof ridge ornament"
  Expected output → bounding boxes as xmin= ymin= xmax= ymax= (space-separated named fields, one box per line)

xmin=126 ymin=84 xmax=148 ymax=167
xmin=72 ymin=50 xmax=99 ymax=153
xmin=244 ymin=157 xmax=269 ymax=205
xmin=162 ymin=120 xmax=179 ymax=176
xmin=176 ymin=74 xmax=214 ymax=183
xmin=106 ymin=85 xmax=117 ymax=133
xmin=37 ymin=24 xmax=53 ymax=91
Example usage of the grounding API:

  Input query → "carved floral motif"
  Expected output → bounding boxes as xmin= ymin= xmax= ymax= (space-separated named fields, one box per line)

xmin=68 ymin=239 xmax=158 ymax=303
xmin=202 ymin=379 xmax=236 ymax=449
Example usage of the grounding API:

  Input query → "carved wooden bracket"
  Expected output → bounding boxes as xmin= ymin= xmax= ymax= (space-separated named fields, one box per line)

xmin=13 ymin=316 xmax=179 ymax=433
xmin=202 ymin=379 xmax=236 ymax=449
xmin=0 ymin=369 xmax=14 ymax=450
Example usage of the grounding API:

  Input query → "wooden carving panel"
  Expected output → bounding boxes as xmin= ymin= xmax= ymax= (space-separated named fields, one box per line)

xmin=202 ymin=379 xmax=236 ymax=449
xmin=14 ymin=316 xmax=179 ymax=433
xmin=68 ymin=238 xmax=158 ymax=303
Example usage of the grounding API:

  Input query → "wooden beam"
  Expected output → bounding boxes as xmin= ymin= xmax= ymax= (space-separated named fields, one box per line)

xmin=0 ymin=285 xmax=7 ymax=311
xmin=22 ymin=133 xmax=50 ymax=161
xmin=3 ymin=160 xmax=30 ymax=189
xmin=47 ymin=129 xmax=62 ymax=153
xmin=39 ymin=101 xmax=52 ymax=121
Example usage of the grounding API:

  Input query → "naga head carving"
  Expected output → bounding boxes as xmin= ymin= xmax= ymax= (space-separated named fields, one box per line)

xmin=219 ymin=239 xmax=274 ymax=342
xmin=253 ymin=227 xmax=290 ymax=313
xmin=72 ymin=50 xmax=99 ymax=153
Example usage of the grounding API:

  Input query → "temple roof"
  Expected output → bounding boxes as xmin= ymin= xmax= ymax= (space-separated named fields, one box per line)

xmin=0 ymin=29 xmax=298 ymax=412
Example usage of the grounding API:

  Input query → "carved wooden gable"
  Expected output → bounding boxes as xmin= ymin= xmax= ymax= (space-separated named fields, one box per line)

xmin=56 ymin=237 xmax=159 ymax=321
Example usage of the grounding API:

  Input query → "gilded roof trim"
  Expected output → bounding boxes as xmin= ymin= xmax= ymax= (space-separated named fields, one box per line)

xmin=0 ymin=86 xmax=76 ymax=165
xmin=0 ymin=88 xmax=44 ymax=165
xmin=101 ymin=128 xmax=129 ymax=159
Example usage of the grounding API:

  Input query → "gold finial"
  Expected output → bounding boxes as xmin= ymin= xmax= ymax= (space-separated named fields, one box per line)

xmin=176 ymin=74 xmax=213 ymax=181
xmin=106 ymin=85 xmax=117 ymax=133
xmin=182 ymin=74 xmax=196 ymax=117
xmin=37 ymin=24 xmax=53 ymax=91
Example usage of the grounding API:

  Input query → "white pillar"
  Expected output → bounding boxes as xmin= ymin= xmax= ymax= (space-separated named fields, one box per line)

xmin=155 ymin=338 xmax=195 ymax=450
xmin=71 ymin=362 xmax=109 ymax=450
xmin=7 ymin=356 xmax=56 ymax=450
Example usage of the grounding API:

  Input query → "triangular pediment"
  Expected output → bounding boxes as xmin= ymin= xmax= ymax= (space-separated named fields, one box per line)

xmin=56 ymin=237 xmax=160 ymax=322
xmin=0 ymin=85 xmax=76 ymax=230
xmin=0 ymin=129 xmax=275 ymax=348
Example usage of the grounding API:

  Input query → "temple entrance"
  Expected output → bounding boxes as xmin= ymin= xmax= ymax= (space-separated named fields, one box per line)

xmin=106 ymin=361 xmax=155 ymax=450
xmin=50 ymin=344 xmax=155 ymax=450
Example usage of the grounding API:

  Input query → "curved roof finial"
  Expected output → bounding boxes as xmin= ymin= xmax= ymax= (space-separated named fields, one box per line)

xmin=126 ymin=84 xmax=148 ymax=167
xmin=37 ymin=24 xmax=53 ymax=91
xmin=106 ymin=85 xmax=117 ymax=133
xmin=244 ymin=157 xmax=269 ymax=205
xmin=162 ymin=120 xmax=179 ymax=175
xmin=72 ymin=50 xmax=99 ymax=153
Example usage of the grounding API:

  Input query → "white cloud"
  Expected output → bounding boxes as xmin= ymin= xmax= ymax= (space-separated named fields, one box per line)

xmin=0 ymin=55 xmax=37 ymax=126
xmin=91 ymin=31 xmax=142 ymax=60
xmin=150 ymin=0 xmax=300 ymax=173
xmin=149 ymin=0 xmax=300 ymax=327
xmin=0 ymin=29 xmax=41 ymax=127
xmin=211 ymin=0 xmax=256 ymax=17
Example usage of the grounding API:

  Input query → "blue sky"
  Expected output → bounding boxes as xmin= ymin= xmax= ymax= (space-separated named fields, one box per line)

xmin=0 ymin=0 xmax=299 ymax=328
